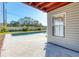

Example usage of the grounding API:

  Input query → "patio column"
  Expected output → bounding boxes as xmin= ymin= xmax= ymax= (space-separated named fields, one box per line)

xmin=3 ymin=2 xmax=7 ymax=26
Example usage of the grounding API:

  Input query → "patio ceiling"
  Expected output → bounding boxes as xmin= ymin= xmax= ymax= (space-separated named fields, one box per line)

xmin=24 ymin=2 xmax=72 ymax=12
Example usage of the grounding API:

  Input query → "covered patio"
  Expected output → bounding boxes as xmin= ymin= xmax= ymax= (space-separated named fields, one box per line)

xmin=0 ymin=2 xmax=79 ymax=57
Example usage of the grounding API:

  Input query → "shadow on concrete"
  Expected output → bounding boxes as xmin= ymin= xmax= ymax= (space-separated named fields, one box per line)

xmin=44 ymin=42 xmax=79 ymax=57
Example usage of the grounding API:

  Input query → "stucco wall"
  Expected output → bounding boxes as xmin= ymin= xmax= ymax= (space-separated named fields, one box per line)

xmin=47 ymin=2 xmax=79 ymax=52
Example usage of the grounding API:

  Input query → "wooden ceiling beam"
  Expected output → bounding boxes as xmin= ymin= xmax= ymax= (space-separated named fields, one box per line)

xmin=46 ymin=2 xmax=70 ymax=12
xmin=35 ymin=2 xmax=45 ymax=7
xmin=23 ymin=2 xmax=72 ymax=12
xmin=40 ymin=2 xmax=55 ymax=9
xmin=28 ymin=2 xmax=32 ymax=5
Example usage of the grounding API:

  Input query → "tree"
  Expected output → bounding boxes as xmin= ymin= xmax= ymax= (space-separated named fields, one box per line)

xmin=8 ymin=16 xmax=44 ymax=32
xmin=33 ymin=20 xmax=39 ymax=26
xmin=10 ymin=21 xmax=20 ymax=27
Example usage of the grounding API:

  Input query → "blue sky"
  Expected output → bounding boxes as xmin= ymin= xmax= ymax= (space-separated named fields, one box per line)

xmin=6 ymin=2 xmax=47 ymax=26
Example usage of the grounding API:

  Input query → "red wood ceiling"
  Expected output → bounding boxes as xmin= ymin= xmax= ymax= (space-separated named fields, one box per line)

xmin=24 ymin=2 xmax=72 ymax=12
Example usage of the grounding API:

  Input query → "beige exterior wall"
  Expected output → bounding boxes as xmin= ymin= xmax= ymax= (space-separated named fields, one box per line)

xmin=0 ymin=34 xmax=5 ymax=56
xmin=47 ymin=2 xmax=79 ymax=51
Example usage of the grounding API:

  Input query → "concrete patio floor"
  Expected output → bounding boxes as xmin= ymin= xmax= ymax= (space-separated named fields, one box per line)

xmin=1 ymin=33 xmax=79 ymax=57
xmin=1 ymin=33 xmax=47 ymax=57
xmin=45 ymin=43 xmax=79 ymax=57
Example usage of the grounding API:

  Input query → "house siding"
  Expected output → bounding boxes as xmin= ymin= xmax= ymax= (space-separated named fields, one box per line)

xmin=47 ymin=2 xmax=79 ymax=51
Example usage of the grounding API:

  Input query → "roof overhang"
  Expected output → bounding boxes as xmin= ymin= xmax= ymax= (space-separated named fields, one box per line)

xmin=24 ymin=2 xmax=72 ymax=12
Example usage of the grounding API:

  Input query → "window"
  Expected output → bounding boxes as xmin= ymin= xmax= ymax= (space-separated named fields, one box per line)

xmin=52 ymin=13 xmax=65 ymax=37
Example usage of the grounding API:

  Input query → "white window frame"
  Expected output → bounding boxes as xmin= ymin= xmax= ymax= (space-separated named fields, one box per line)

xmin=52 ymin=12 xmax=66 ymax=37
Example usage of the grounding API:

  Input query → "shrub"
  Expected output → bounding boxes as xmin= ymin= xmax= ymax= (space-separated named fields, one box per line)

xmin=36 ymin=28 xmax=41 ymax=31
xmin=1 ymin=26 xmax=9 ymax=33
xmin=23 ymin=26 xmax=28 ymax=31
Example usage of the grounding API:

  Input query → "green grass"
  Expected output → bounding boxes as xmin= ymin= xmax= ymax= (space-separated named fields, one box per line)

xmin=0 ymin=30 xmax=46 ymax=34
